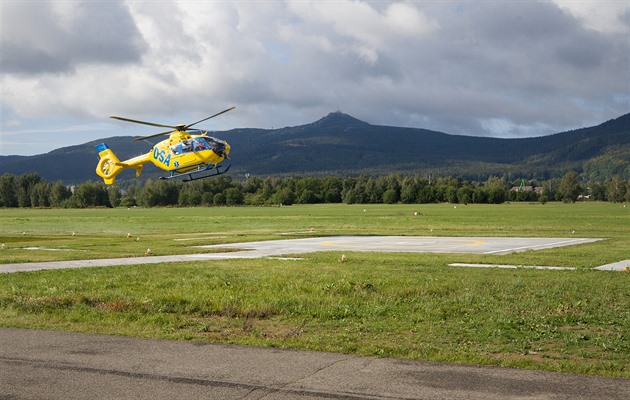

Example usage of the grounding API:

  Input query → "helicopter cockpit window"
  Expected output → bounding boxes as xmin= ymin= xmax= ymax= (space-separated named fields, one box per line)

xmin=171 ymin=138 xmax=207 ymax=155
xmin=205 ymin=137 xmax=227 ymax=156
xmin=171 ymin=140 xmax=191 ymax=155
xmin=171 ymin=137 xmax=224 ymax=155
xmin=192 ymin=138 xmax=209 ymax=151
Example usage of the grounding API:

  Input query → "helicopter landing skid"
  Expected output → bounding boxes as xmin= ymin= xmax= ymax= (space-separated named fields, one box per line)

xmin=160 ymin=163 xmax=231 ymax=182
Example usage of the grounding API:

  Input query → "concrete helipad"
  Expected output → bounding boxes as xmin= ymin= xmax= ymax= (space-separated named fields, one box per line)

xmin=194 ymin=236 xmax=603 ymax=256
xmin=595 ymin=259 xmax=630 ymax=271
xmin=0 ymin=236 xmax=603 ymax=274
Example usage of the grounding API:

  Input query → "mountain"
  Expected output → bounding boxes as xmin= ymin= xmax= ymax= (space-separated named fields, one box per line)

xmin=220 ymin=112 xmax=630 ymax=180
xmin=0 ymin=136 xmax=163 ymax=184
xmin=1 ymin=112 xmax=629 ymax=184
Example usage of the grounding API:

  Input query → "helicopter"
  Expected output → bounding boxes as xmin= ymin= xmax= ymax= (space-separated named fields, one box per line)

xmin=95 ymin=107 xmax=234 ymax=185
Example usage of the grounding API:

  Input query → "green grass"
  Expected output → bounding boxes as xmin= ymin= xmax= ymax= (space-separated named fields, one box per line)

xmin=1 ymin=203 xmax=629 ymax=377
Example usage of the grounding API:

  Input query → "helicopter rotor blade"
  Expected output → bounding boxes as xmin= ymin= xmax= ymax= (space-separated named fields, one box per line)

xmin=110 ymin=116 xmax=178 ymax=129
xmin=116 ymin=106 xmax=236 ymax=142
xmin=132 ymin=129 xmax=175 ymax=142
xmin=185 ymin=106 xmax=236 ymax=130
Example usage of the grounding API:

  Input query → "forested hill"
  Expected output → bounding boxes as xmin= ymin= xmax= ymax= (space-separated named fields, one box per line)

xmin=1 ymin=112 xmax=629 ymax=184
xmin=221 ymin=112 xmax=630 ymax=180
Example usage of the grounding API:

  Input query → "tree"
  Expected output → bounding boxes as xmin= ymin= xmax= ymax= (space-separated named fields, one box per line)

xmin=138 ymin=180 xmax=179 ymax=207
xmin=400 ymin=177 xmax=419 ymax=204
xmin=242 ymin=176 xmax=263 ymax=194
xmin=589 ymin=182 xmax=606 ymax=201
xmin=366 ymin=177 xmax=383 ymax=203
xmin=225 ymin=187 xmax=244 ymax=206
xmin=213 ymin=192 xmax=226 ymax=206
xmin=382 ymin=174 xmax=401 ymax=200
xmin=558 ymin=171 xmax=581 ymax=203
xmin=456 ymin=186 xmax=472 ymax=205
xmin=322 ymin=184 xmax=342 ymax=203
xmin=0 ymin=174 xmax=18 ymax=207
xmin=348 ymin=175 xmax=370 ymax=203
xmin=15 ymin=172 xmax=41 ymax=207
xmin=119 ymin=186 xmax=138 ymax=208
xmin=107 ymin=186 xmax=122 ymax=208
xmin=542 ymin=179 xmax=560 ymax=201
xmin=49 ymin=181 xmax=71 ymax=207
xmin=273 ymin=188 xmax=295 ymax=205
xmin=446 ymin=186 xmax=458 ymax=204
xmin=30 ymin=181 xmax=51 ymax=207
xmin=296 ymin=177 xmax=323 ymax=204
xmin=382 ymin=188 xmax=398 ymax=204
xmin=342 ymin=188 xmax=359 ymax=204
xmin=260 ymin=177 xmax=279 ymax=203
xmin=178 ymin=184 xmax=202 ymax=206
xmin=472 ymin=187 xmax=487 ymax=204
xmin=119 ymin=196 xmax=136 ymax=208
xmin=485 ymin=176 xmax=507 ymax=204
xmin=73 ymin=182 xmax=109 ymax=208
xmin=298 ymin=189 xmax=318 ymax=204
xmin=417 ymin=185 xmax=438 ymax=203
xmin=606 ymin=175 xmax=626 ymax=203
xmin=201 ymin=191 xmax=215 ymax=206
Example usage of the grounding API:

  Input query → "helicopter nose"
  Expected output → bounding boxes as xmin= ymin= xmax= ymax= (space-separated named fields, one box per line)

xmin=223 ymin=142 xmax=231 ymax=159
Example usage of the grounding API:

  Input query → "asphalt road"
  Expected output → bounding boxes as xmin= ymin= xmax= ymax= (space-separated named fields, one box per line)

xmin=1 ymin=328 xmax=628 ymax=400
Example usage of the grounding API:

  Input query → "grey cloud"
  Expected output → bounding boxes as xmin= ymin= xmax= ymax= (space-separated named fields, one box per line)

xmin=388 ymin=1 xmax=627 ymax=134
xmin=128 ymin=1 xmax=628 ymax=137
xmin=555 ymin=31 xmax=611 ymax=70
xmin=1 ymin=0 xmax=146 ymax=75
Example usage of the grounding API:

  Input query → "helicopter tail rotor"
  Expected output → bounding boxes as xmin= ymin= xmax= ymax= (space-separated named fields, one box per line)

xmin=95 ymin=143 xmax=142 ymax=185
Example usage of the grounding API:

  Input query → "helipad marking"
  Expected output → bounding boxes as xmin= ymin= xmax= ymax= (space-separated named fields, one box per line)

xmin=18 ymin=247 xmax=86 ymax=252
xmin=463 ymin=240 xmax=486 ymax=247
xmin=450 ymin=263 xmax=575 ymax=270
xmin=483 ymin=238 xmax=599 ymax=254
xmin=174 ymin=237 xmax=227 ymax=241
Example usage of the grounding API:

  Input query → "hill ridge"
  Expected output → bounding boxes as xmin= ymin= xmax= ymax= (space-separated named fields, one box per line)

xmin=1 ymin=113 xmax=628 ymax=183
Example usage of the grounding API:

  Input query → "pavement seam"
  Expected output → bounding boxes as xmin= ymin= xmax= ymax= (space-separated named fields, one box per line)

xmin=256 ymin=356 xmax=403 ymax=400
xmin=1 ymin=356 xmax=396 ymax=400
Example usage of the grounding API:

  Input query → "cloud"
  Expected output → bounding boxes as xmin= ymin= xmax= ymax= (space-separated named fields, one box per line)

xmin=2 ymin=0 xmax=145 ymax=75
xmin=0 ymin=0 xmax=628 ymax=155
xmin=552 ymin=0 xmax=629 ymax=34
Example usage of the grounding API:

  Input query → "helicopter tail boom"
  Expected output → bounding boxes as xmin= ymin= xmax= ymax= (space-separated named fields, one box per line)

xmin=95 ymin=143 xmax=143 ymax=185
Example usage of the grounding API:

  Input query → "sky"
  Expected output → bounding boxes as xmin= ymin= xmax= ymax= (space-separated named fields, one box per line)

xmin=1 ymin=0 xmax=628 ymax=156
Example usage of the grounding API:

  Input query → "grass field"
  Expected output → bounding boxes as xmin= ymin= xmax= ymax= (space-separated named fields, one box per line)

xmin=1 ymin=203 xmax=629 ymax=377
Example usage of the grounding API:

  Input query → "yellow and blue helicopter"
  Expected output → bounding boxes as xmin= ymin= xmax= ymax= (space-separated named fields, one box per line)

xmin=95 ymin=107 xmax=234 ymax=185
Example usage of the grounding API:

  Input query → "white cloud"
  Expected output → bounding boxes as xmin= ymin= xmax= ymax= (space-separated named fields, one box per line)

xmin=552 ymin=0 xmax=629 ymax=34
xmin=385 ymin=2 xmax=440 ymax=36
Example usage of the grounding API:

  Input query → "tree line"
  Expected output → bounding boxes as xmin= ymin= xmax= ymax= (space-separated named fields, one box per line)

xmin=1 ymin=171 xmax=629 ymax=208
